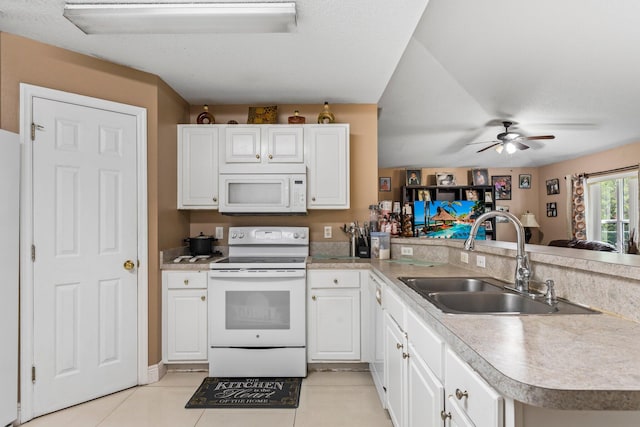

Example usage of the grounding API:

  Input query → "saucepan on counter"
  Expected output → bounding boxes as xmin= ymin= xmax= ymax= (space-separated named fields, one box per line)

xmin=184 ymin=232 xmax=217 ymax=256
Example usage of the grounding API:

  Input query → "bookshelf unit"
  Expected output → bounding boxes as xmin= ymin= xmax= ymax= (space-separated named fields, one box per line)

xmin=402 ymin=185 xmax=496 ymax=240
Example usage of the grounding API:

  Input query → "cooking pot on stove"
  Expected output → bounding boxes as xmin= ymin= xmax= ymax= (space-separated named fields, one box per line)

xmin=184 ymin=232 xmax=217 ymax=256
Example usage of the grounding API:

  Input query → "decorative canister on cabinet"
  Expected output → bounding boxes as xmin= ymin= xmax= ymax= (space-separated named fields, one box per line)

xmin=196 ymin=104 xmax=215 ymax=124
xmin=317 ymin=102 xmax=335 ymax=124
xmin=288 ymin=110 xmax=306 ymax=124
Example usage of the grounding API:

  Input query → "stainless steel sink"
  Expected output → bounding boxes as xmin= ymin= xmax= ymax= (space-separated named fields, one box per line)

xmin=399 ymin=277 xmax=504 ymax=296
xmin=429 ymin=292 xmax=558 ymax=314
xmin=399 ymin=277 xmax=599 ymax=315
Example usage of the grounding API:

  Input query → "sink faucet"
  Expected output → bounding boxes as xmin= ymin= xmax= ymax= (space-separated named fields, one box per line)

xmin=464 ymin=210 xmax=532 ymax=294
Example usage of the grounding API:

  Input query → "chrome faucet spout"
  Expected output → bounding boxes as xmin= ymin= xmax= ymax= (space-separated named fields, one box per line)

xmin=464 ymin=210 xmax=531 ymax=293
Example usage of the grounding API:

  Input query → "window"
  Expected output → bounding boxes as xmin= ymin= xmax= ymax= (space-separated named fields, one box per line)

xmin=586 ymin=172 xmax=638 ymax=252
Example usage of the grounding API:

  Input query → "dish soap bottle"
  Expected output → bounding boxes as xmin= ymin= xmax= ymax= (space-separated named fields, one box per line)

xmin=197 ymin=104 xmax=215 ymax=124
xmin=317 ymin=102 xmax=335 ymax=124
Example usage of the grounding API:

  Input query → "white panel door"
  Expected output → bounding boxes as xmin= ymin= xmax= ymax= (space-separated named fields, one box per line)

xmin=31 ymin=97 xmax=138 ymax=416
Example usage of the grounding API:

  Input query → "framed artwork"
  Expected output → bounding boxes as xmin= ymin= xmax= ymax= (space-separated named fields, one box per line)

xmin=492 ymin=175 xmax=512 ymax=200
xmin=484 ymin=192 xmax=493 ymax=203
xmin=495 ymin=205 xmax=510 ymax=222
xmin=406 ymin=169 xmax=421 ymax=186
xmin=436 ymin=172 xmax=456 ymax=186
xmin=546 ymin=178 xmax=560 ymax=195
xmin=472 ymin=168 xmax=489 ymax=186
xmin=547 ymin=202 xmax=558 ymax=217
xmin=519 ymin=174 xmax=532 ymax=189
xmin=484 ymin=220 xmax=493 ymax=231
xmin=247 ymin=105 xmax=278 ymax=124
xmin=379 ymin=177 xmax=391 ymax=192
xmin=465 ymin=189 xmax=479 ymax=201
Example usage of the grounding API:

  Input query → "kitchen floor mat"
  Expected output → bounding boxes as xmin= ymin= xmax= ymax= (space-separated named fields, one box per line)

xmin=185 ymin=377 xmax=302 ymax=409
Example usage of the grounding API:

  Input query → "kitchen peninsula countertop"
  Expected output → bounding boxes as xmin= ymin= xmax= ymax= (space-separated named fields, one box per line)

xmin=308 ymin=257 xmax=640 ymax=411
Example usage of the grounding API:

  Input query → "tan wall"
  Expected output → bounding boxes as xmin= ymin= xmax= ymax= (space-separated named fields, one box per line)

xmin=187 ymin=104 xmax=379 ymax=243
xmin=538 ymin=141 xmax=640 ymax=244
xmin=378 ymin=166 xmax=541 ymax=243
xmin=0 ymin=32 xmax=189 ymax=365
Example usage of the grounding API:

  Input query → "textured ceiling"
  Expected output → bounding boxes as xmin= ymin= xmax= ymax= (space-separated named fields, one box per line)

xmin=1 ymin=0 xmax=639 ymax=168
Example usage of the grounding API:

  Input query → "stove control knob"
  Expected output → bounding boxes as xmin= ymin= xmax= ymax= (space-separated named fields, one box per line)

xmin=293 ymin=233 xmax=299 ymax=239
xmin=231 ymin=232 xmax=237 ymax=239
xmin=238 ymin=232 xmax=245 ymax=239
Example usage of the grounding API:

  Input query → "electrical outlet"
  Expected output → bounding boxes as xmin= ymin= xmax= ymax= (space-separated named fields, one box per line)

xmin=460 ymin=252 xmax=469 ymax=264
xmin=215 ymin=227 xmax=224 ymax=240
xmin=324 ymin=226 xmax=332 ymax=239
xmin=476 ymin=255 xmax=486 ymax=268
xmin=401 ymin=246 xmax=413 ymax=256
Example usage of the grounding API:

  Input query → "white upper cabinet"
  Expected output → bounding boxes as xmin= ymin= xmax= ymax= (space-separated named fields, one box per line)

xmin=177 ymin=125 xmax=220 ymax=209
xmin=305 ymin=124 xmax=350 ymax=209
xmin=224 ymin=125 xmax=304 ymax=164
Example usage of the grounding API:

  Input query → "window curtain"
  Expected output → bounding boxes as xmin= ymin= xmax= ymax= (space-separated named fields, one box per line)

xmin=566 ymin=173 xmax=587 ymax=239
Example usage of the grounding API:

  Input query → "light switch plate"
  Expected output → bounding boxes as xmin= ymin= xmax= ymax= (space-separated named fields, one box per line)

xmin=324 ymin=226 xmax=332 ymax=239
xmin=215 ymin=227 xmax=224 ymax=240
xmin=476 ymin=255 xmax=486 ymax=268
xmin=460 ymin=252 xmax=469 ymax=264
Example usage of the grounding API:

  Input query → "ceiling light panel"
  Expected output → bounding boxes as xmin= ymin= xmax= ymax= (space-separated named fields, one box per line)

xmin=63 ymin=2 xmax=297 ymax=34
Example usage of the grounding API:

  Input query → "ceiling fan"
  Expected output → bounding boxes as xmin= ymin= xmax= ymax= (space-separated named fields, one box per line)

xmin=472 ymin=121 xmax=555 ymax=154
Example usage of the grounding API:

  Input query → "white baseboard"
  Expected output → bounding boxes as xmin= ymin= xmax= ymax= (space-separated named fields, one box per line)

xmin=147 ymin=362 xmax=167 ymax=384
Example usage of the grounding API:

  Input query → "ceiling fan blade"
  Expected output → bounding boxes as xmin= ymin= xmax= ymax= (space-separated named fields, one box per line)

xmin=524 ymin=135 xmax=555 ymax=140
xmin=514 ymin=141 xmax=530 ymax=150
xmin=477 ymin=142 xmax=502 ymax=153
xmin=466 ymin=139 xmax=498 ymax=146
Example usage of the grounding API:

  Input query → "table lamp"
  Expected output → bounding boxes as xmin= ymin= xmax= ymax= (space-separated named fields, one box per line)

xmin=519 ymin=212 xmax=540 ymax=244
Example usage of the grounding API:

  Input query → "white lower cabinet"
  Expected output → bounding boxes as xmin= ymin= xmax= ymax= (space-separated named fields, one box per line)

xmin=444 ymin=347 xmax=503 ymax=426
xmin=382 ymin=285 xmax=502 ymax=427
xmin=307 ymin=270 xmax=362 ymax=362
xmin=162 ymin=271 xmax=208 ymax=363
xmin=385 ymin=311 xmax=408 ymax=427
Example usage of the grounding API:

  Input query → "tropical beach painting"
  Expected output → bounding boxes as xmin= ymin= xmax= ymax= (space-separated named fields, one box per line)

xmin=413 ymin=200 xmax=486 ymax=239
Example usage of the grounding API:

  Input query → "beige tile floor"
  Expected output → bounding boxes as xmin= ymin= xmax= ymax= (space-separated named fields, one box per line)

xmin=22 ymin=371 xmax=392 ymax=427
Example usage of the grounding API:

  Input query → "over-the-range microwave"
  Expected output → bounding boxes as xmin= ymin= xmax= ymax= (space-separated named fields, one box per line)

xmin=218 ymin=165 xmax=307 ymax=215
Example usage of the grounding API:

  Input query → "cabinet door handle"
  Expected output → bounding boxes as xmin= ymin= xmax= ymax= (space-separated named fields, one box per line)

xmin=333 ymin=278 xmax=339 ymax=284
xmin=402 ymin=352 xmax=409 ymax=359
xmin=375 ymin=288 xmax=382 ymax=305
xmin=312 ymin=197 xmax=316 ymax=202
xmin=455 ymin=389 xmax=469 ymax=400
xmin=184 ymin=279 xmax=189 ymax=286
xmin=312 ymin=295 xmax=317 ymax=301
xmin=213 ymin=197 xmax=217 ymax=202
xmin=440 ymin=410 xmax=451 ymax=421
xmin=256 ymin=154 xmax=260 ymax=159
xmin=268 ymin=154 xmax=273 ymax=159
xmin=201 ymin=296 xmax=206 ymax=301
xmin=396 ymin=343 xmax=403 ymax=350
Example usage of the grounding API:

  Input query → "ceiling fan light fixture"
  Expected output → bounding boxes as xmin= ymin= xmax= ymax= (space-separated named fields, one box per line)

xmin=505 ymin=142 xmax=517 ymax=154
xmin=63 ymin=2 xmax=298 ymax=34
xmin=495 ymin=144 xmax=504 ymax=154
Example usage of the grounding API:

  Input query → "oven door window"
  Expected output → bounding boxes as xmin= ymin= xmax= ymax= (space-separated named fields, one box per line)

xmin=226 ymin=290 xmax=290 ymax=330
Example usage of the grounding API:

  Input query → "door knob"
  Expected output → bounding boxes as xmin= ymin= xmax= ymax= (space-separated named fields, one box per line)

xmin=123 ymin=260 xmax=135 ymax=270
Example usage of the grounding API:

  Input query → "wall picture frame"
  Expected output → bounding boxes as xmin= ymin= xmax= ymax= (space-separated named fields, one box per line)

xmin=465 ymin=189 xmax=479 ymax=201
xmin=519 ymin=174 xmax=532 ymax=189
xmin=495 ymin=205 xmax=510 ymax=222
xmin=492 ymin=175 xmax=512 ymax=200
xmin=406 ymin=169 xmax=421 ymax=186
xmin=472 ymin=168 xmax=489 ymax=186
xmin=436 ymin=172 xmax=456 ymax=186
xmin=379 ymin=177 xmax=391 ymax=192
xmin=547 ymin=202 xmax=558 ymax=217
xmin=546 ymin=178 xmax=560 ymax=195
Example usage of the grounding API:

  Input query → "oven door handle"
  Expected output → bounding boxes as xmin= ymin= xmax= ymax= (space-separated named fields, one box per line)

xmin=209 ymin=269 xmax=306 ymax=279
